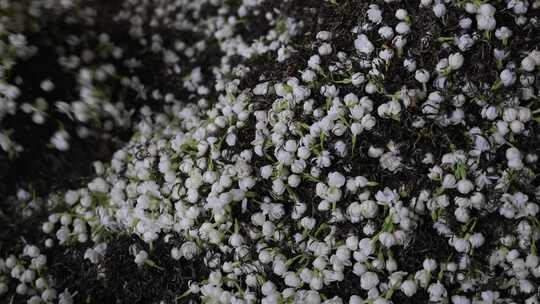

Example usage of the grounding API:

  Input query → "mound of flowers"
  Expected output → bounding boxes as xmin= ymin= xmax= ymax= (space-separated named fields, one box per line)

xmin=1 ymin=0 xmax=540 ymax=303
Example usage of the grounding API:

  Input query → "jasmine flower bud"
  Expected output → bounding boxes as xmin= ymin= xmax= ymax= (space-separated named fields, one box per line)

xmin=518 ymin=107 xmax=532 ymax=122
xmin=456 ymin=179 xmax=474 ymax=194
xmin=400 ymin=280 xmax=417 ymax=297
xmin=415 ymin=69 xmax=430 ymax=83
xmin=469 ymin=233 xmax=485 ymax=248
xmin=500 ymin=69 xmax=516 ymax=86
xmin=16 ymin=283 xmax=27 ymax=295
xmin=354 ymin=34 xmax=374 ymax=55
xmin=284 ymin=272 xmax=301 ymax=287
xmin=428 ymin=282 xmax=447 ymax=302
xmin=272 ymin=179 xmax=286 ymax=195
xmin=420 ymin=0 xmax=432 ymax=7
xmin=288 ymin=174 xmax=301 ymax=188
xmin=395 ymin=9 xmax=408 ymax=20
xmin=261 ymin=281 xmax=276 ymax=295
xmin=519 ymin=279 xmax=534 ymax=293
xmin=448 ymin=53 xmax=464 ymax=70
xmin=308 ymin=55 xmax=321 ymax=70
xmin=346 ymin=235 xmax=359 ymax=250
xmin=495 ymin=26 xmax=513 ymax=41
xmin=261 ymin=165 xmax=273 ymax=179
xmin=360 ymin=200 xmax=378 ymax=218
xmin=229 ymin=233 xmax=244 ymax=247
xmin=378 ymin=26 xmax=394 ymax=40
xmin=349 ymin=295 xmax=363 ymax=304
xmin=367 ymin=5 xmax=383 ymax=23
xmin=344 ymin=93 xmax=359 ymax=106
xmin=452 ymin=238 xmax=471 ymax=253
xmin=521 ymin=56 xmax=536 ymax=72
xmin=396 ymin=21 xmax=411 ymax=35
xmin=459 ymin=18 xmax=472 ymax=29
xmin=360 ymin=271 xmax=379 ymax=290
xmin=297 ymin=146 xmax=311 ymax=159
xmin=442 ymin=174 xmax=457 ymax=189
xmin=361 ymin=115 xmax=376 ymax=130
xmin=378 ymin=232 xmax=396 ymax=248
xmin=310 ymin=276 xmax=323 ymax=290
xmin=301 ymin=70 xmax=316 ymax=82
xmin=262 ymin=221 xmax=275 ymax=237
xmin=477 ymin=4 xmax=496 ymax=31
xmin=529 ymin=50 xmax=540 ymax=65
xmin=318 ymin=43 xmax=332 ymax=56
xmin=300 ymin=268 xmax=314 ymax=283
xmin=259 ymin=250 xmax=272 ymax=264
xmin=351 ymin=73 xmax=366 ymax=86
xmin=433 ymin=3 xmax=446 ymax=18
xmin=316 ymin=31 xmax=332 ymax=41
xmin=403 ymin=58 xmax=417 ymax=72
xmin=526 ymin=255 xmax=539 ymax=268
xmin=451 ymin=295 xmax=470 ymax=304
xmin=454 ymin=207 xmax=470 ymax=223
xmin=25 ymin=245 xmax=40 ymax=258
xmin=336 ymin=246 xmax=351 ymax=262
xmin=328 ymin=172 xmax=345 ymax=188
xmin=134 ymin=250 xmax=148 ymax=266
xmin=51 ymin=130 xmax=70 ymax=151
xmin=379 ymin=49 xmax=394 ymax=61
xmin=171 ymin=247 xmax=181 ymax=260
xmin=510 ymin=120 xmax=524 ymax=134
xmin=313 ymin=256 xmax=327 ymax=270
xmin=42 ymin=288 xmax=58 ymax=301
xmin=506 ymin=147 xmax=524 ymax=169
xmin=423 ymin=259 xmax=437 ymax=272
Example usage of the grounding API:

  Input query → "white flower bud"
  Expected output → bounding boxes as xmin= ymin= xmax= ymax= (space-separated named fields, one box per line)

xmin=448 ymin=53 xmax=464 ymax=70
xmin=451 ymin=295 xmax=470 ymax=304
xmin=357 ymin=200 xmax=376 ymax=219
xmin=453 ymin=238 xmax=471 ymax=253
xmin=284 ymin=272 xmax=301 ymax=287
xmin=42 ymin=288 xmax=58 ymax=301
xmin=457 ymin=179 xmax=474 ymax=194
xmin=510 ymin=120 xmax=524 ymax=134
xmin=469 ymin=233 xmax=485 ymax=248
xmin=134 ymin=250 xmax=148 ymax=266
xmin=500 ymin=69 xmax=516 ymax=86
xmin=328 ymin=172 xmax=346 ymax=188
xmin=16 ymin=283 xmax=27 ymax=295
xmin=367 ymin=5 xmax=383 ymax=23
xmin=506 ymin=147 xmax=522 ymax=161
xmin=521 ymin=56 xmax=536 ymax=72
xmin=395 ymin=22 xmax=410 ymax=35
xmin=288 ymin=174 xmax=301 ymax=188
xmin=346 ymin=236 xmax=359 ymax=250
xmin=354 ymin=34 xmax=374 ymax=54
xmin=400 ymin=280 xmax=417 ymax=297
xmin=378 ymin=232 xmax=396 ymax=248
xmin=415 ymin=69 xmax=430 ymax=83
xmin=318 ymin=43 xmax=333 ymax=56
xmin=442 ymin=174 xmax=457 ymax=189
xmin=316 ymin=31 xmax=332 ymax=41
xmin=454 ymin=207 xmax=470 ymax=223
xmin=360 ymin=271 xmax=379 ymax=290
xmin=428 ymin=282 xmax=447 ymax=302
xmin=423 ymin=259 xmax=437 ymax=272
xmin=433 ymin=4 xmax=446 ymax=18
xmin=351 ymin=73 xmax=366 ymax=86
xmin=395 ymin=9 xmax=408 ymax=20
